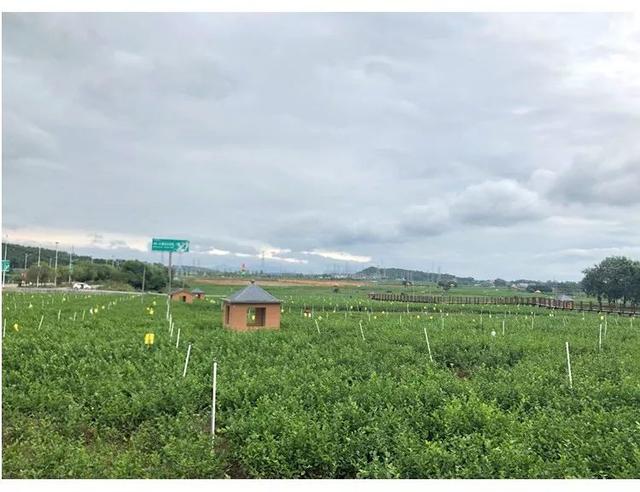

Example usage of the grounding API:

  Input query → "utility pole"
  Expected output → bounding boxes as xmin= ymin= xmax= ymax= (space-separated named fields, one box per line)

xmin=2 ymin=238 xmax=8 ymax=287
xmin=168 ymin=252 xmax=173 ymax=293
xmin=24 ymin=253 xmax=29 ymax=270
xmin=68 ymin=246 xmax=73 ymax=284
xmin=54 ymin=242 xmax=59 ymax=287
xmin=36 ymin=246 xmax=41 ymax=287
xmin=141 ymin=264 xmax=146 ymax=293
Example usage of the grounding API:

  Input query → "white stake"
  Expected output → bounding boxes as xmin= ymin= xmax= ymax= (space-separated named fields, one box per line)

xmin=359 ymin=320 xmax=365 ymax=341
xmin=176 ymin=327 xmax=181 ymax=348
xmin=565 ymin=341 xmax=573 ymax=389
xmin=423 ymin=326 xmax=433 ymax=362
xmin=211 ymin=361 xmax=218 ymax=439
xmin=367 ymin=311 xmax=371 ymax=322
xmin=38 ymin=315 xmax=44 ymax=330
xmin=502 ymin=319 xmax=505 ymax=335
xmin=182 ymin=343 xmax=192 ymax=377
xmin=57 ymin=309 xmax=61 ymax=321
xmin=82 ymin=310 xmax=85 ymax=320
xmin=314 ymin=319 xmax=320 ymax=334
xmin=170 ymin=322 xmax=174 ymax=338
xmin=598 ymin=323 xmax=602 ymax=351
xmin=73 ymin=312 xmax=77 ymax=321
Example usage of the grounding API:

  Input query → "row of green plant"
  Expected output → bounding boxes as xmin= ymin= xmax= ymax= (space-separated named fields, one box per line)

xmin=2 ymin=289 xmax=639 ymax=478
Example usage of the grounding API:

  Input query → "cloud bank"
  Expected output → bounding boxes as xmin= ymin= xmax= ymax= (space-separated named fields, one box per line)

xmin=3 ymin=13 xmax=640 ymax=279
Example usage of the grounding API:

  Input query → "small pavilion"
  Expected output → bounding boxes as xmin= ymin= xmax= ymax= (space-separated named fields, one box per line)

xmin=191 ymin=288 xmax=206 ymax=300
xmin=170 ymin=288 xmax=194 ymax=304
xmin=222 ymin=281 xmax=281 ymax=331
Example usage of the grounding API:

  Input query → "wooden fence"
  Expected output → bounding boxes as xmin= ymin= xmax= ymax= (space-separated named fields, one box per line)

xmin=367 ymin=292 xmax=639 ymax=316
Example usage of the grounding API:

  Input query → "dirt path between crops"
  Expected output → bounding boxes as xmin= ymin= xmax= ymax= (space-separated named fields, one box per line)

xmin=195 ymin=278 xmax=369 ymax=288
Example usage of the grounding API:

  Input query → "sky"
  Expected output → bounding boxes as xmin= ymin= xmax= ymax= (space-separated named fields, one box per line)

xmin=3 ymin=13 xmax=640 ymax=280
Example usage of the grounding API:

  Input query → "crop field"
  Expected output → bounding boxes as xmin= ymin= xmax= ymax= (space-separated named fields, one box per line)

xmin=2 ymin=286 xmax=640 ymax=478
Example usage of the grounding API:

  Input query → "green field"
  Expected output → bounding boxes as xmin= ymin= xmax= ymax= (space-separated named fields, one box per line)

xmin=2 ymin=285 xmax=639 ymax=478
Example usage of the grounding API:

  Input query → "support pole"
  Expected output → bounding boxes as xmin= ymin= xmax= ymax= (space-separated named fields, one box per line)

xmin=212 ymin=361 xmax=218 ymax=439
xmin=565 ymin=341 xmax=573 ymax=389
xmin=182 ymin=343 xmax=192 ymax=377
xmin=168 ymin=251 xmax=173 ymax=294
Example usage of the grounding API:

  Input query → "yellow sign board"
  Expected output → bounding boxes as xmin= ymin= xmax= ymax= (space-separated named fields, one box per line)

xmin=144 ymin=333 xmax=155 ymax=346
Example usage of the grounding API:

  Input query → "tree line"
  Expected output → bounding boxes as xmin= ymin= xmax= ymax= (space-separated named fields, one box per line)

xmin=582 ymin=256 xmax=640 ymax=307
xmin=22 ymin=260 xmax=169 ymax=292
xmin=3 ymin=243 xmax=172 ymax=292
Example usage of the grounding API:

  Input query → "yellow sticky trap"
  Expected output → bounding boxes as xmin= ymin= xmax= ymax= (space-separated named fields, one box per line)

xmin=144 ymin=333 xmax=155 ymax=346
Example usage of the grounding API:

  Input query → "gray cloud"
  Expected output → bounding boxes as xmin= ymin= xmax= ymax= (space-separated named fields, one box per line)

xmin=549 ymin=155 xmax=640 ymax=206
xmin=3 ymin=13 xmax=640 ymax=280
xmin=452 ymin=179 xmax=547 ymax=227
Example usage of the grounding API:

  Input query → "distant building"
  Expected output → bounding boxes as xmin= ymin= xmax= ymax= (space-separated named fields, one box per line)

xmin=222 ymin=281 xmax=281 ymax=331
xmin=170 ymin=288 xmax=193 ymax=304
xmin=191 ymin=288 xmax=205 ymax=300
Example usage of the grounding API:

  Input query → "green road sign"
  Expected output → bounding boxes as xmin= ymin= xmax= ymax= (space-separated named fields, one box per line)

xmin=151 ymin=238 xmax=190 ymax=253
xmin=2 ymin=260 xmax=10 ymax=272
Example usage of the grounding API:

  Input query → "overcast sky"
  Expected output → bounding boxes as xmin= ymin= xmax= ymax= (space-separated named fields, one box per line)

xmin=3 ymin=13 xmax=640 ymax=280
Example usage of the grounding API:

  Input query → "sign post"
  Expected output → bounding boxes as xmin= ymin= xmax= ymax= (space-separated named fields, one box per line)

xmin=2 ymin=259 xmax=9 ymax=287
xmin=2 ymin=240 xmax=7 ymax=287
xmin=151 ymin=238 xmax=189 ymax=294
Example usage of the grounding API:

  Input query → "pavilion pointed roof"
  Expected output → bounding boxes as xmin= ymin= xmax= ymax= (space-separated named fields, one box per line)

xmin=224 ymin=281 xmax=280 ymax=304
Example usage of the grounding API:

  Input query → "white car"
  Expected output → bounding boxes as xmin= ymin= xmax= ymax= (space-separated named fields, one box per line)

xmin=72 ymin=282 xmax=92 ymax=290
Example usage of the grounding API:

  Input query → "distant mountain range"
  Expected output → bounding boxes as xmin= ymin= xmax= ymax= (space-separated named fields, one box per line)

xmin=355 ymin=266 xmax=477 ymax=284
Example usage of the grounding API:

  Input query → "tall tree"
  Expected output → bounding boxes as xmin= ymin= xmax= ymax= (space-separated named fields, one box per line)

xmin=582 ymin=256 xmax=640 ymax=307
